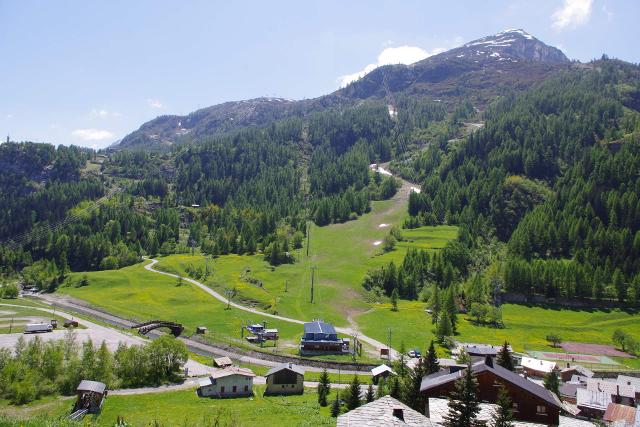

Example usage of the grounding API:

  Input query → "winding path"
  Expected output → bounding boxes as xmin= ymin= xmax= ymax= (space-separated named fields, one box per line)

xmin=144 ymin=259 xmax=399 ymax=358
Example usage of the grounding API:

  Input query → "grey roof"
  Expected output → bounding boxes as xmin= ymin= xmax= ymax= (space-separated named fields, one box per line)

xmin=561 ymin=365 xmax=594 ymax=378
xmin=560 ymin=383 xmax=581 ymax=399
xmin=337 ymin=395 xmax=434 ymax=426
xmin=303 ymin=320 xmax=336 ymax=335
xmin=617 ymin=375 xmax=640 ymax=388
xmin=420 ymin=360 xmax=561 ymax=408
xmin=77 ymin=380 xmax=106 ymax=394
xmin=265 ymin=363 xmax=305 ymax=377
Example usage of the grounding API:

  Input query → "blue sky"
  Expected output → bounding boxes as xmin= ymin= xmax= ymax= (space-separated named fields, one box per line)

xmin=1 ymin=0 xmax=637 ymax=148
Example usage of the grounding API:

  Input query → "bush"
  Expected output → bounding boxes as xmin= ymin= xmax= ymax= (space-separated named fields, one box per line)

xmin=2 ymin=283 xmax=19 ymax=299
xmin=383 ymin=234 xmax=396 ymax=252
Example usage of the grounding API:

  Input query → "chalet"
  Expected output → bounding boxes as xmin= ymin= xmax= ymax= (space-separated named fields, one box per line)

xmin=426 ymin=398 xmax=596 ymax=427
xmin=371 ymin=364 xmax=396 ymax=384
xmin=455 ymin=343 xmax=509 ymax=359
xmin=264 ymin=363 xmax=304 ymax=395
xmin=420 ymin=357 xmax=562 ymax=424
xmin=197 ymin=366 xmax=255 ymax=398
xmin=337 ymin=395 xmax=434 ymax=426
xmin=521 ymin=356 xmax=557 ymax=378
xmin=577 ymin=388 xmax=612 ymax=418
xmin=299 ymin=320 xmax=347 ymax=355
xmin=560 ymin=364 xmax=594 ymax=382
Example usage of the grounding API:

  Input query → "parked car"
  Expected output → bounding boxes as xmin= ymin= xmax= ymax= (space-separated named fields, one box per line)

xmin=407 ymin=349 xmax=422 ymax=358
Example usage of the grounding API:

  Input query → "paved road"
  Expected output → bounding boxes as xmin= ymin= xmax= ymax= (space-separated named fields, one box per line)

xmin=144 ymin=259 xmax=399 ymax=359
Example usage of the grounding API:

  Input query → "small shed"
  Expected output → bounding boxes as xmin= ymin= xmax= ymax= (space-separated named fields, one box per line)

xmin=197 ymin=366 xmax=255 ymax=398
xmin=560 ymin=364 xmax=594 ymax=382
xmin=371 ymin=364 xmax=396 ymax=384
xmin=265 ymin=363 xmax=305 ymax=395
xmin=196 ymin=326 xmax=207 ymax=334
xmin=73 ymin=380 xmax=107 ymax=414
xmin=213 ymin=356 xmax=233 ymax=368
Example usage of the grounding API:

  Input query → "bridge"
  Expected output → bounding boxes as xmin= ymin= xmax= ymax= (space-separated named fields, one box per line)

xmin=131 ymin=320 xmax=185 ymax=337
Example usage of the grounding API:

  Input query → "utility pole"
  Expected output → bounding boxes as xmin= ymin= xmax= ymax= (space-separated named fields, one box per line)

xmin=306 ymin=222 xmax=311 ymax=257
xmin=387 ymin=327 xmax=392 ymax=360
xmin=310 ymin=265 xmax=316 ymax=303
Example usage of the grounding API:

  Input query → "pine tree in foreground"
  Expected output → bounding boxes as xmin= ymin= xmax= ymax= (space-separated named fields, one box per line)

xmin=492 ymin=385 xmax=515 ymax=427
xmin=403 ymin=358 xmax=426 ymax=413
xmin=544 ymin=370 xmax=560 ymax=396
xmin=345 ymin=375 xmax=362 ymax=410
xmin=443 ymin=363 xmax=482 ymax=427
xmin=331 ymin=391 xmax=341 ymax=417
xmin=496 ymin=341 xmax=514 ymax=371
xmin=365 ymin=383 xmax=375 ymax=403
xmin=425 ymin=340 xmax=440 ymax=374
xmin=317 ymin=368 xmax=331 ymax=406
xmin=376 ymin=377 xmax=387 ymax=399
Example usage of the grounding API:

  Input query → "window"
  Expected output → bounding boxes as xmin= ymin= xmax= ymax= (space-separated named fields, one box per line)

xmin=221 ymin=386 xmax=225 ymax=394
xmin=512 ymin=403 xmax=518 ymax=412
xmin=536 ymin=405 xmax=547 ymax=414
xmin=244 ymin=385 xmax=248 ymax=392
xmin=232 ymin=386 xmax=237 ymax=393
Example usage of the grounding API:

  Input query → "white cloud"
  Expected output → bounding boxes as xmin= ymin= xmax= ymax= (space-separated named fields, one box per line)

xmin=552 ymin=0 xmax=593 ymax=31
xmin=71 ymin=128 xmax=114 ymax=141
xmin=338 ymin=45 xmax=447 ymax=88
xmin=148 ymin=99 xmax=164 ymax=109
xmin=91 ymin=108 xmax=121 ymax=118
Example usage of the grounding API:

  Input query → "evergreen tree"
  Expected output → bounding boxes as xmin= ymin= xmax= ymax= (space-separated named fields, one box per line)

xmin=345 ymin=375 xmax=362 ymax=410
xmin=425 ymin=340 xmax=440 ymax=374
xmin=492 ymin=385 xmax=514 ymax=427
xmin=365 ymin=383 xmax=375 ymax=403
xmin=389 ymin=375 xmax=401 ymax=399
xmin=496 ymin=341 xmax=514 ymax=371
xmin=543 ymin=371 xmax=560 ymax=396
xmin=376 ymin=377 xmax=388 ymax=399
xmin=331 ymin=391 xmax=341 ymax=417
xmin=443 ymin=363 xmax=481 ymax=427
xmin=403 ymin=358 xmax=426 ymax=413
xmin=436 ymin=310 xmax=453 ymax=342
xmin=317 ymin=368 xmax=331 ymax=406
xmin=430 ymin=285 xmax=441 ymax=324
xmin=444 ymin=287 xmax=458 ymax=333
xmin=391 ymin=288 xmax=399 ymax=311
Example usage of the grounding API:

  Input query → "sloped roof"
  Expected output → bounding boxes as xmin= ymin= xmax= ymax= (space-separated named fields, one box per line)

xmin=561 ymin=365 xmax=594 ymax=378
xmin=213 ymin=356 xmax=233 ymax=366
xmin=586 ymin=378 xmax=636 ymax=399
xmin=265 ymin=363 xmax=305 ymax=377
xmin=521 ymin=357 xmax=556 ymax=373
xmin=337 ymin=395 xmax=434 ymax=426
xmin=210 ymin=366 xmax=255 ymax=379
xmin=603 ymin=403 xmax=636 ymax=425
xmin=303 ymin=320 xmax=336 ymax=335
xmin=420 ymin=360 xmax=561 ymax=408
xmin=371 ymin=364 xmax=396 ymax=377
xmin=617 ymin=375 xmax=640 ymax=388
xmin=77 ymin=380 xmax=106 ymax=394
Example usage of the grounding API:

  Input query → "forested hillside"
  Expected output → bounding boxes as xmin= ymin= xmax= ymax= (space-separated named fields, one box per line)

xmin=402 ymin=59 xmax=640 ymax=304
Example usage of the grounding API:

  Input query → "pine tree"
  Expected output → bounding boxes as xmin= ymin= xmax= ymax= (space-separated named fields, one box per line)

xmin=391 ymin=288 xmax=399 ymax=311
xmin=430 ymin=285 xmax=441 ymax=324
xmin=443 ymin=363 xmax=481 ymax=427
xmin=345 ymin=375 xmax=361 ymax=410
xmin=389 ymin=375 xmax=401 ymax=399
xmin=403 ymin=358 xmax=426 ymax=413
xmin=436 ymin=310 xmax=453 ymax=342
xmin=425 ymin=340 xmax=440 ymax=374
xmin=331 ymin=391 xmax=341 ymax=417
xmin=444 ymin=287 xmax=458 ymax=333
xmin=543 ymin=370 xmax=559 ymax=396
xmin=376 ymin=377 xmax=387 ymax=399
xmin=492 ymin=385 xmax=515 ymax=427
xmin=365 ymin=383 xmax=375 ymax=403
xmin=317 ymin=368 xmax=331 ymax=406
xmin=496 ymin=341 xmax=514 ymax=371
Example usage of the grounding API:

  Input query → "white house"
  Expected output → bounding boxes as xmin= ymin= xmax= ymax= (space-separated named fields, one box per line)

xmin=197 ymin=366 xmax=255 ymax=398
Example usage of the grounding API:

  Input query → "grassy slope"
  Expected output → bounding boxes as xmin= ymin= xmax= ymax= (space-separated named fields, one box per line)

xmin=0 ymin=304 xmax=73 ymax=334
xmin=0 ymin=387 xmax=337 ymax=427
